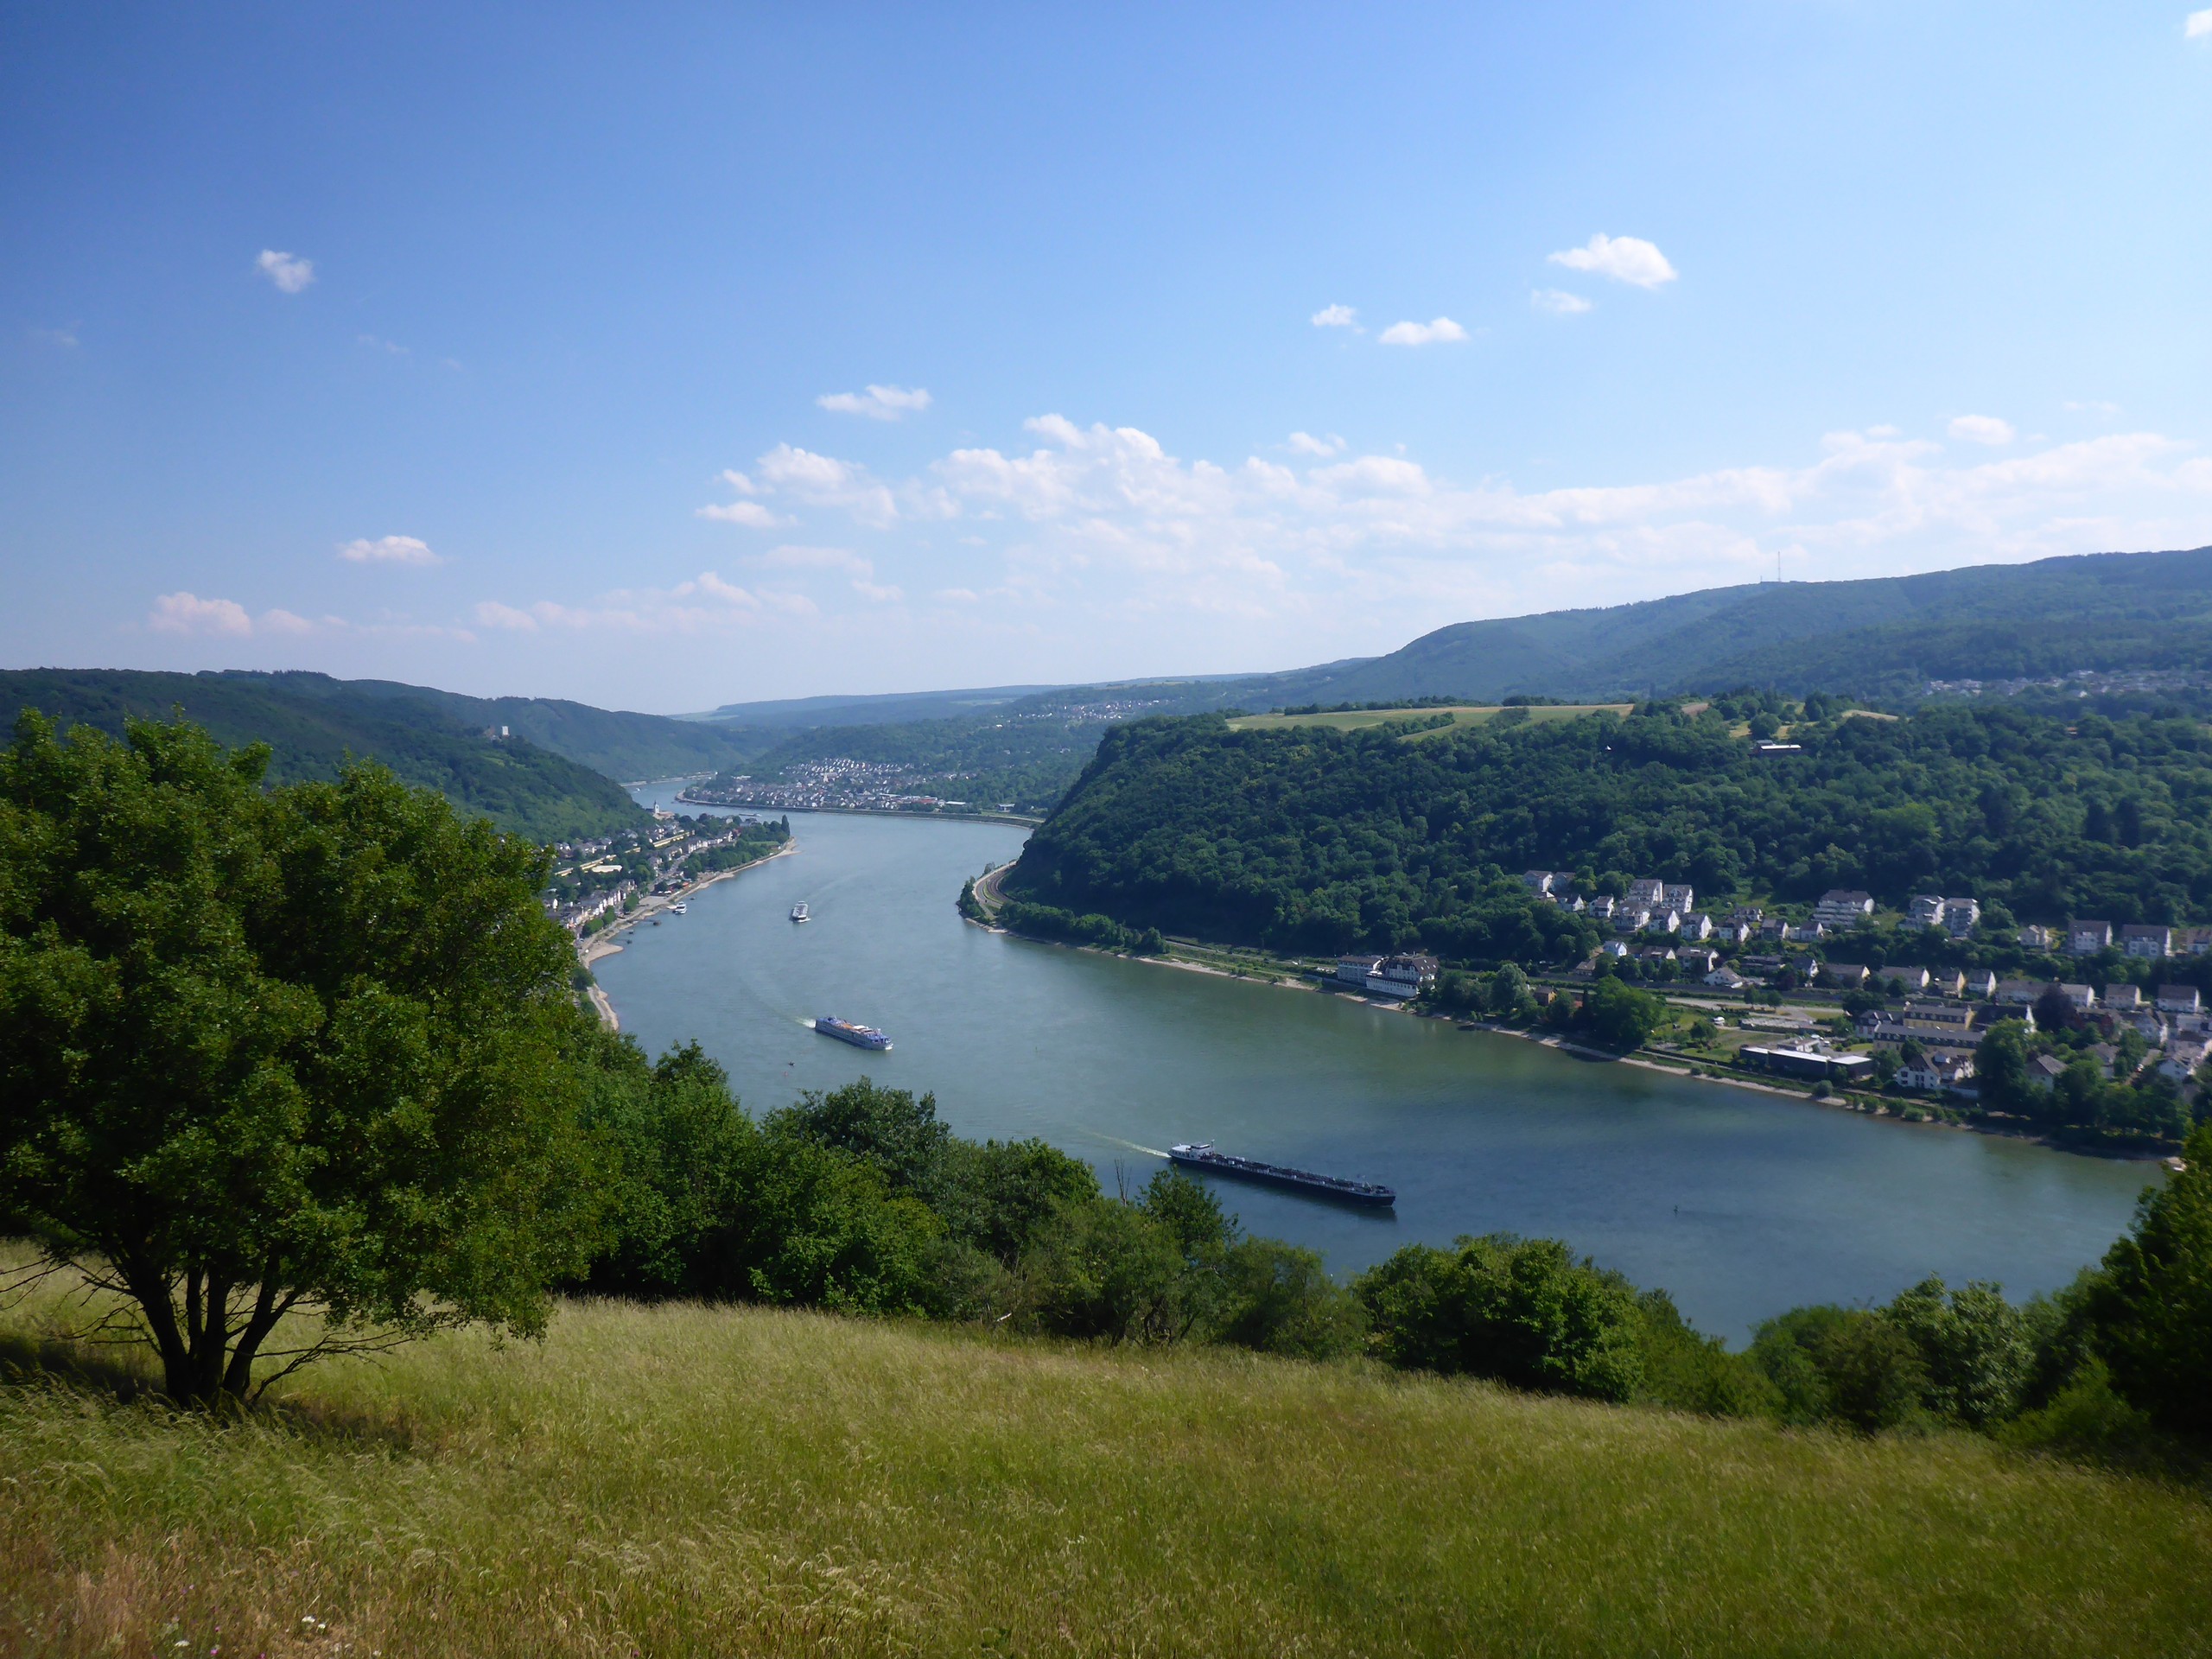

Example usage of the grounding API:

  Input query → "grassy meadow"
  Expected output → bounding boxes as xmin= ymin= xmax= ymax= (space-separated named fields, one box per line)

xmin=5 ymin=1286 xmax=2211 ymax=1658
xmin=1228 ymin=705 xmax=1634 ymax=739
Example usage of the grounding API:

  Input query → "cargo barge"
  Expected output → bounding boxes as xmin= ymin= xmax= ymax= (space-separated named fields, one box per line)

xmin=813 ymin=1014 xmax=892 ymax=1052
xmin=1167 ymin=1142 xmax=1395 ymax=1207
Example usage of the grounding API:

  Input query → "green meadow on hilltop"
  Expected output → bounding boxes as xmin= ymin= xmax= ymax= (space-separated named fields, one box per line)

xmin=5 ymin=1291 xmax=2212 ymax=1659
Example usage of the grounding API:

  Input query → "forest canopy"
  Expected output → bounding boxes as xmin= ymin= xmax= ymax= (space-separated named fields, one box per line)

xmin=1004 ymin=703 xmax=2212 ymax=957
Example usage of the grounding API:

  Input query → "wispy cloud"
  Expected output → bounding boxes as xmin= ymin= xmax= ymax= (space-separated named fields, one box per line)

xmin=2188 ymin=8 xmax=2212 ymax=38
xmin=149 ymin=592 xmax=253 ymax=636
xmin=472 ymin=571 xmax=824 ymax=635
xmin=149 ymin=591 xmax=467 ymax=641
xmin=1530 ymin=289 xmax=1592 ymax=316
xmin=817 ymin=384 xmax=932 ymax=421
xmin=1548 ymin=232 xmax=1676 ymax=289
xmin=1310 ymin=304 xmax=1359 ymax=329
xmin=357 ymin=334 xmax=410 ymax=356
xmin=28 ymin=324 xmax=79 ymax=348
xmin=1948 ymin=414 xmax=2016 ymax=447
xmin=1378 ymin=316 xmax=1469 ymax=346
xmin=1287 ymin=431 xmax=1345 ymax=457
xmin=255 ymin=249 xmax=315 ymax=294
xmin=339 ymin=534 xmax=442 ymax=566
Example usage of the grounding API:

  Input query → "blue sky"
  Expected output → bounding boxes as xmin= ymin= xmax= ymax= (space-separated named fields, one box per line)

xmin=4 ymin=3 xmax=2210 ymax=712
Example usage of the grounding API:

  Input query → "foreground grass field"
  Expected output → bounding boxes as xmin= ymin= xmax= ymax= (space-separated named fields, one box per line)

xmin=4 ymin=1295 xmax=2211 ymax=1658
xmin=1228 ymin=703 xmax=1633 ymax=737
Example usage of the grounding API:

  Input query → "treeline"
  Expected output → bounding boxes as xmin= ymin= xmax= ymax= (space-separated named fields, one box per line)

xmin=1006 ymin=703 xmax=2212 ymax=957
xmin=582 ymin=1038 xmax=2212 ymax=1443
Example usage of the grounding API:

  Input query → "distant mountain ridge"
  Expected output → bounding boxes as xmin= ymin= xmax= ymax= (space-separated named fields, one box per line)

xmin=1246 ymin=545 xmax=2212 ymax=707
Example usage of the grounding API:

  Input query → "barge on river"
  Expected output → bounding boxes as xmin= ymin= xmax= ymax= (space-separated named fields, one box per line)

xmin=1167 ymin=1142 xmax=1395 ymax=1207
xmin=814 ymin=1014 xmax=892 ymax=1052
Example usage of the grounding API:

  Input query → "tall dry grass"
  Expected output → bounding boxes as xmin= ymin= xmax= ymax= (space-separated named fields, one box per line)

xmin=3 ymin=1278 xmax=2209 ymax=1657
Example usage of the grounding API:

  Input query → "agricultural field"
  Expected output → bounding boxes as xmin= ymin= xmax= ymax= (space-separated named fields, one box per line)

xmin=1228 ymin=703 xmax=1634 ymax=737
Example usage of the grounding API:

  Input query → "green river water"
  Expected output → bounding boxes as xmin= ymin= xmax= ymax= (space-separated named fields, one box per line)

xmin=595 ymin=791 xmax=2154 ymax=1340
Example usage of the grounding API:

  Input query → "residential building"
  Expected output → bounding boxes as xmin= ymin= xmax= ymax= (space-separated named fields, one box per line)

xmin=2157 ymin=984 xmax=2204 ymax=1015
xmin=1661 ymin=883 xmax=1695 ymax=915
xmin=1520 ymin=870 xmax=1556 ymax=895
xmin=1995 ymin=979 xmax=2044 ymax=1007
xmin=1758 ymin=917 xmax=1790 ymax=942
xmin=1821 ymin=962 xmax=1872 ymax=988
xmin=2125 ymin=1013 xmax=2171 ymax=1047
xmin=1899 ymin=1052 xmax=1976 ymax=1093
xmin=1627 ymin=878 xmax=1667 ymax=910
xmin=1587 ymin=895 xmax=1617 ymax=922
xmin=2160 ymin=1041 xmax=2208 ymax=1084
xmin=2178 ymin=927 xmax=2212 ymax=957
xmin=1676 ymin=947 xmax=1719 ymax=976
xmin=1961 ymin=968 xmax=1998 ymax=999
xmin=1813 ymin=889 xmax=1877 ymax=929
xmin=2068 ymin=919 xmax=2114 ymax=956
xmin=1643 ymin=908 xmax=1681 ymax=936
xmin=1709 ymin=918 xmax=1752 ymax=944
xmin=1740 ymin=954 xmax=1787 ymax=977
xmin=1906 ymin=894 xmax=1945 ymax=930
xmin=1786 ymin=921 xmax=1826 ymax=944
xmin=1335 ymin=955 xmax=1383 ymax=986
xmin=2018 ymin=925 xmax=2057 ymax=951
xmin=1600 ymin=939 xmax=1630 ymax=960
xmin=2103 ymin=983 xmax=2144 ymax=1013
xmin=1726 ymin=906 xmax=1765 ymax=930
xmin=2121 ymin=924 xmax=2173 ymax=959
xmin=1914 ymin=967 xmax=1966 ymax=998
xmin=1703 ymin=966 xmax=1751 ymax=991
xmin=1942 ymin=898 xmax=1982 ymax=938
xmin=1636 ymin=945 xmax=1678 ymax=968
xmin=1752 ymin=742 xmax=1804 ymax=757
xmin=1365 ymin=955 xmax=1440 ymax=1000
xmin=2057 ymin=982 xmax=2099 ymax=1012
xmin=2028 ymin=1053 xmax=2068 ymax=1090
xmin=1613 ymin=906 xmax=1651 ymax=934
xmin=1678 ymin=912 xmax=1715 ymax=942
xmin=1880 ymin=964 xmax=1931 ymax=993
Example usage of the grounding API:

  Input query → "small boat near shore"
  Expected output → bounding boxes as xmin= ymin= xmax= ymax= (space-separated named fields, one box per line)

xmin=814 ymin=1014 xmax=891 ymax=1052
xmin=1167 ymin=1142 xmax=1395 ymax=1207
xmin=791 ymin=901 xmax=810 ymax=923
xmin=671 ymin=901 xmax=687 ymax=915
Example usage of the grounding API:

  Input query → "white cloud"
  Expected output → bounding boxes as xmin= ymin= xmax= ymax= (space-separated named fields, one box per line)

xmin=259 ymin=609 xmax=316 ymax=635
xmin=1378 ymin=316 xmax=1470 ymax=346
xmin=149 ymin=592 xmax=253 ymax=636
xmin=851 ymin=580 xmax=905 ymax=603
xmin=472 ymin=571 xmax=786 ymax=636
xmin=339 ymin=534 xmax=442 ymax=566
xmin=1548 ymin=233 xmax=1677 ymax=289
xmin=474 ymin=600 xmax=540 ymax=631
xmin=817 ymin=384 xmax=933 ymax=421
xmin=29 ymin=324 xmax=79 ymax=348
xmin=2189 ymin=8 xmax=2212 ymax=37
xmin=1530 ymin=289 xmax=1592 ymax=316
xmin=357 ymin=334 xmax=410 ymax=355
xmin=1310 ymin=304 xmax=1358 ymax=328
xmin=255 ymin=250 xmax=315 ymax=294
xmin=1287 ymin=431 xmax=1345 ymax=457
xmin=697 ymin=499 xmax=788 ymax=528
xmin=1948 ymin=414 xmax=2017 ymax=446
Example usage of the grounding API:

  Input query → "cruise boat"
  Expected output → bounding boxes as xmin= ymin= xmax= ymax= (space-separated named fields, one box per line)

xmin=1167 ymin=1142 xmax=1395 ymax=1207
xmin=813 ymin=1014 xmax=891 ymax=1052
xmin=671 ymin=901 xmax=687 ymax=915
xmin=790 ymin=901 xmax=810 ymax=923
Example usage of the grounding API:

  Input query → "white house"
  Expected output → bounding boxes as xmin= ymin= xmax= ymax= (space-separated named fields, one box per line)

xmin=2157 ymin=984 xmax=2203 ymax=1015
xmin=2068 ymin=919 xmax=2114 ymax=956
xmin=1703 ymin=966 xmax=1751 ymax=991
xmin=1366 ymin=955 xmax=1440 ymax=999
xmin=1335 ymin=955 xmax=1383 ymax=986
xmin=2120 ymin=924 xmax=2173 ymax=960
xmin=1942 ymin=898 xmax=1982 ymax=938
xmin=1907 ymin=894 xmax=1945 ymax=929
xmin=2104 ymin=983 xmax=2144 ymax=1013
xmin=1814 ymin=889 xmax=1876 ymax=928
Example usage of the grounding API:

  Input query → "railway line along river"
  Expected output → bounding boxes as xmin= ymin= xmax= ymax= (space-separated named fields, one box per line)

xmin=599 ymin=787 xmax=2154 ymax=1341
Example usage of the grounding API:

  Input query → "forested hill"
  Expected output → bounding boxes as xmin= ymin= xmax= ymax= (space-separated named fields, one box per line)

xmin=1003 ymin=705 xmax=2212 ymax=958
xmin=1252 ymin=544 xmax=2212 ymax=707
xmin=0 ymin=669 xmax=654 ymax=842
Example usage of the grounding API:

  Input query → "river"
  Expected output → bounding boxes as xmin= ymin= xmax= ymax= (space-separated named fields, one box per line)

xmin=596 ymin=791 xmax=2154 ymax=1340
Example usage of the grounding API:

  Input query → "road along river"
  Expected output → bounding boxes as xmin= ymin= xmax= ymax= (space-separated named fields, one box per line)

xmin=594 ymin=791 xmax=2153 ymax=1341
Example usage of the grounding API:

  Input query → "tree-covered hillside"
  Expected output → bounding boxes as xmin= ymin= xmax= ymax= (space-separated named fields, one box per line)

xmin=1005 ymin=703 xmax=2212 ymax=956
xmin=0 ymin=670 xmax=650 ymax=842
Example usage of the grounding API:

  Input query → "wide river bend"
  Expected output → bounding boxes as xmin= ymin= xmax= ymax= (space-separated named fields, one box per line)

xmin=598 ymin=792 xmax=2152 ymax=1341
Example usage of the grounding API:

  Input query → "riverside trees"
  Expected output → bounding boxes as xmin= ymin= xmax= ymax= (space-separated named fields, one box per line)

xmin=0 ymin=713 xmax=599 ymax=1406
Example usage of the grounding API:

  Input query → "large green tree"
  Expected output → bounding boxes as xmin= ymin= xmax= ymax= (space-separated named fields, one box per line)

xmin=2090 ymin=1123 xmax=2212 ymax=1434
xmin=0 ymin=713 xmax=601 ymax=1407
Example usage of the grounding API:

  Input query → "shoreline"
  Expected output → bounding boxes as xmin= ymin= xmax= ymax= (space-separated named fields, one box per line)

xmin=677 ymin=795 xmax=1043 ymax=830
xmin=963 ymin=871 xmax=2165 ymax=1163
xmin=576 ymin=842 xmax=801 ymax=1027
